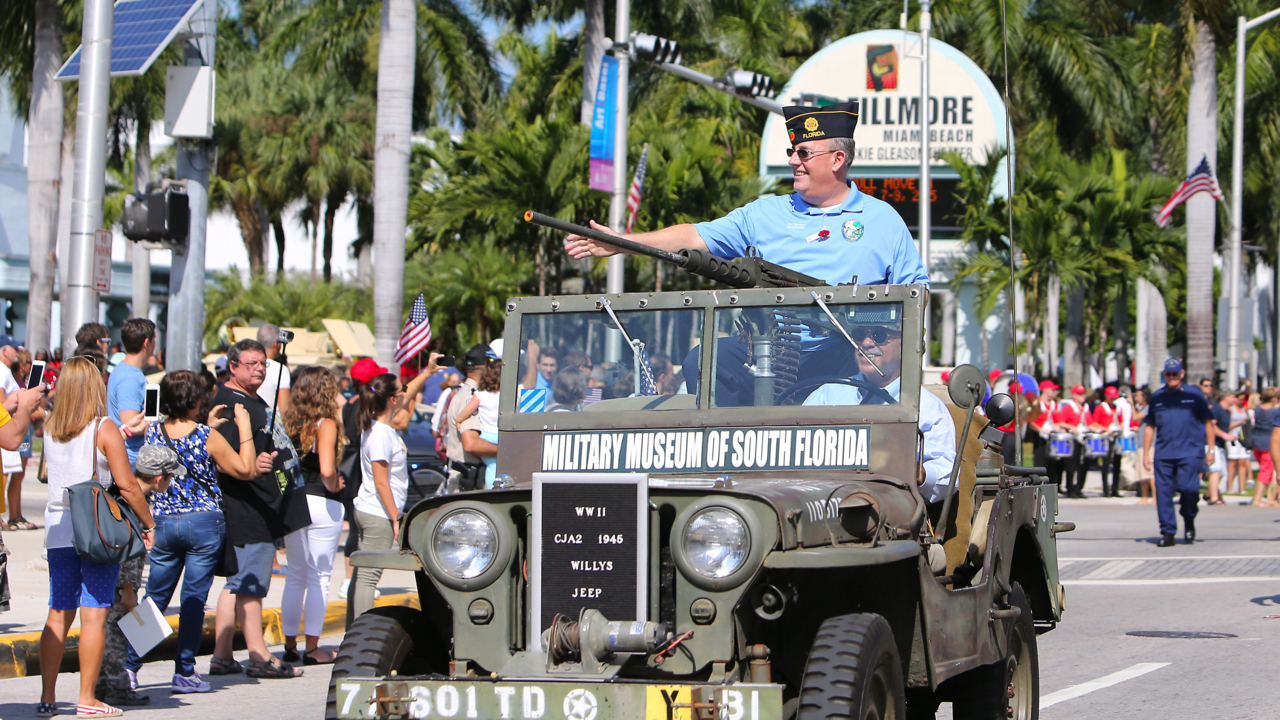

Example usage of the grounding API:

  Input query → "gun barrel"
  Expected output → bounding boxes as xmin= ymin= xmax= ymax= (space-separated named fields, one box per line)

xmin=524 ymin=211 xmax=688 ymax=267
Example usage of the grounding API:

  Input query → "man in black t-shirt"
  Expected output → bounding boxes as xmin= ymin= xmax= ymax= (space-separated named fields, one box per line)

xmin=208 ymin=339 xmax=309 ymax=678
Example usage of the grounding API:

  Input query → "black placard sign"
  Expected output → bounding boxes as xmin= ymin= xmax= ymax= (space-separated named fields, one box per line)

xmin=532 ymin=474 xmax=648 ymax=638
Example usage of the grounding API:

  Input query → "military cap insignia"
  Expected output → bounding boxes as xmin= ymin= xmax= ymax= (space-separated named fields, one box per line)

xmin=843 ymin=220 xmax=864 ymax=242
xmin=804 ymin=117 xmax=819 ymax=132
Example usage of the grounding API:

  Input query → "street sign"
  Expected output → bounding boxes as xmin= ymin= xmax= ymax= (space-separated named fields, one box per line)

xmin=93 ymin=229 xmax=113 ymax=293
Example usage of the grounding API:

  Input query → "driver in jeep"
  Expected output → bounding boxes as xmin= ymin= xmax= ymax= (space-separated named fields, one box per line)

xmin=803 ymin=305 xmax=957 ymax=502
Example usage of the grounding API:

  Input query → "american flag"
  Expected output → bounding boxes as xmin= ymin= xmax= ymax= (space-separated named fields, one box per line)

xmin=1155 ymin=156 xmax=1224 ymax=228
xmin=639 ymin=349 xmax=658 ymax=396
xmin=393 ymin=293 xmax=432 ymax=365
xmin=625 ymin=144 xmax=650 ymax=233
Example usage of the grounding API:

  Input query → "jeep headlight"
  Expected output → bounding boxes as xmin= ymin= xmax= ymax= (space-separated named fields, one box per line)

xmin=682 ymin=508 xmax=750 ymax=579
xmin=432 ymin=510 xmax=497 ymax=579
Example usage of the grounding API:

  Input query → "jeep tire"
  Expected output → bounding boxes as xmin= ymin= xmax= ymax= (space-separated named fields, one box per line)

xmin=326 ymin=606 xmax=431 ymax=720
xmin=799 ymin=613 xmax=905 ymax=720
xmin=949 ymin=583 xmax=1039 ymax=720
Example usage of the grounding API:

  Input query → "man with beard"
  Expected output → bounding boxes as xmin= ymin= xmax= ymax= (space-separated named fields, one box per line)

xmin=802 ymin=306 xmax=956 ymax=503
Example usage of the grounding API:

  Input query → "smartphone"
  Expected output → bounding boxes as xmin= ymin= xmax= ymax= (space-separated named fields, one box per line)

xmin=26 ymin=361 xmax=45 ymax=390
xmin=144 ymin=384 xmax=161 ymax=421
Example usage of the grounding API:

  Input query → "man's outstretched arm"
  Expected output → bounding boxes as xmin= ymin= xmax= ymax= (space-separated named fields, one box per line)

xmin=564 ymin=220 xmax=709 ymax=259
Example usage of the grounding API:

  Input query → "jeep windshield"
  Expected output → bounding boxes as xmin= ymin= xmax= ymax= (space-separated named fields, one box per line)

xmin=514 ymin=298 xmax=907 ymax=413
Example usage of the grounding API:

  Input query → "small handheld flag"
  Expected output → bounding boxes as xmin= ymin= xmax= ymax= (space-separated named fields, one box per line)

xmin=625 ymin=144 xmax=650 ymax=234
xmin=1155 ymin=156 xmax=1224 ymax=228
xmin=393 ymin=293 xmax=432 ymax=365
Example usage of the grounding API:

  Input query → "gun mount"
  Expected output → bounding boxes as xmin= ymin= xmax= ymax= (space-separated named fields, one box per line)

xmin=524 ymin=210 xmax=826 ymax=289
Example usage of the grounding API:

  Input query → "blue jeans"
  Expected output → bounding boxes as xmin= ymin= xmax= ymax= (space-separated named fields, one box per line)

xmin=127 ymin=511 xmax=225 ymax=676
xmin=1153 ymin=456 xmax=1201 ymax=536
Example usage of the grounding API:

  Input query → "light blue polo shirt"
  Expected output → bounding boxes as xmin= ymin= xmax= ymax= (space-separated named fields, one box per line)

xmin=694 ymin=185 xmax=929 ymax=287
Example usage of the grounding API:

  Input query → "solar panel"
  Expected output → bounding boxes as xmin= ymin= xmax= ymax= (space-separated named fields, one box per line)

xmin=56 ymin=0 xmax=204 ymax=81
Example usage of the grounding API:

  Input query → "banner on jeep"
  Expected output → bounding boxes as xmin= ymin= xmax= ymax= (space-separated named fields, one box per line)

xmin=539 ymin=426 xmax=871 ymax=473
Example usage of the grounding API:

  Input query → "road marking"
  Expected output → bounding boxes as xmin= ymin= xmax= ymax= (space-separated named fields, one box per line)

xmin=1080 ymin=559 xmax=1144 ymax=580
xmin=1065 ymin=576 xmax=1280 ymax=586
xmin=1041 ymin=662 xmax=1171 ymax=708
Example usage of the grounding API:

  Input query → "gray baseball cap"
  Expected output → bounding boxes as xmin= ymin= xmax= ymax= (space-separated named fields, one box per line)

xmin=136 ymin=444 xmax=187 ymax=478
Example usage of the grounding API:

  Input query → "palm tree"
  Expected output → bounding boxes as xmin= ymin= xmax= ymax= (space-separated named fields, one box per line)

xmin=202 ymin=270 xmax=374 ymax=349
xmin=0 ymin=0 xmax=66 ymax=354
xmin=404 ymin=240 xmax=529 ymax=349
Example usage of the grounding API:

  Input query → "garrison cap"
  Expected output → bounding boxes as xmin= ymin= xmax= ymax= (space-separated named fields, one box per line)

xmin=784 ymin=101 xmax=859 ymax=144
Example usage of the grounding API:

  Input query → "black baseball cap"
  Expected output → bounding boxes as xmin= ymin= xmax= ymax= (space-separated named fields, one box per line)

xmin=459 ymin=343 xmax=491 ymax=371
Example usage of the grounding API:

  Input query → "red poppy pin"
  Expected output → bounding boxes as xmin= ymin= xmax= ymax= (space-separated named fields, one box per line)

xmin=818 ymin=229 xmax=830 ymax=239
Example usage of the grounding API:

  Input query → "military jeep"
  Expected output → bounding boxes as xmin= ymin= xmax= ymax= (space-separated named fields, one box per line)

xmin=329 ymin=282 xmax=1068 ymax=720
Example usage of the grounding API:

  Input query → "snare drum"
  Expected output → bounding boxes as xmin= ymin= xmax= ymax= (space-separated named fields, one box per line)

xmin=1116 ymin=435 xmax=1137 ymax=454
xmin=1049 ymin=432 xmax=1075 ymax=458
xmin=1083 ymin=432 xmax=1111 ymax=457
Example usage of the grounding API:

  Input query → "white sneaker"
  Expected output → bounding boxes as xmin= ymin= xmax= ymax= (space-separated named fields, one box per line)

xmin=338 ymin=579 xmax=350 ymax=601
xmin=171 ymin=671 xmax=212 ymax=694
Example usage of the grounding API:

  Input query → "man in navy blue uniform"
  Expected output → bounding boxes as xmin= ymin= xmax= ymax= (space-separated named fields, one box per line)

xmin=1142 ymin=358 xmax=1216 ymax=547
xmin=564 ymin=101 xmax=929 ymax=288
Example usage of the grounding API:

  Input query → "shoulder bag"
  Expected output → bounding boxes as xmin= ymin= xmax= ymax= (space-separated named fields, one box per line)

xmin=68 ymin=419 xmax=147 ymax=565
xmin=159 ymin=423 xmax=238 ymax=577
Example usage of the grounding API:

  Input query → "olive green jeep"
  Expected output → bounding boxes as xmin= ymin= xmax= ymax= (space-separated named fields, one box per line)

xmin=329 ymin=283 xmax=1069 ymax=720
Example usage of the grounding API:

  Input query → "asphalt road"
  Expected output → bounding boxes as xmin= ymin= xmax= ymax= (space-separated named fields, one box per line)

xmin=2 ymin=496 xmax=1277 ymax=720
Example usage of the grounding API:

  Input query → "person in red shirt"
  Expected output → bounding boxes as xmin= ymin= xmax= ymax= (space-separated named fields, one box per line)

xmin=1029 ymin=380 xmax=1059 ymax=471
xmin=1085 ymin=387 xmax=1123 ymax=497
xmin=1054 ymin=385 xmax=1089 ymax=498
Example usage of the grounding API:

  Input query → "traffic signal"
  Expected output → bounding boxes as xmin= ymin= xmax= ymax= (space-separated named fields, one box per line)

xmin=631 ymin=33 xmax=681 ymax=65
xmin=4 ymin=304 xmax=15 ymax=334
xmin=723 ymin=69 xmax=775 ymax=98
xmin=122 ymin=187 xmax=190 ymax=243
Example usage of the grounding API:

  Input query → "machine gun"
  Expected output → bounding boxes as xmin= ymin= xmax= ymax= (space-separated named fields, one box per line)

xmin=524 ymin=210 xmax=826 ymax=289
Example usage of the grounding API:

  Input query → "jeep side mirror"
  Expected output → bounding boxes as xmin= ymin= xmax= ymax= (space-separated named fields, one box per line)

xmin=946 ymin=364 xmax=985 ymax=409
xmin=984 ymin=393 xmax=1016 ymax=427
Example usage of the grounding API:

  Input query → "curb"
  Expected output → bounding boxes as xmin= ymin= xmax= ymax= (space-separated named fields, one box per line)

xmin=0 ymin=592 xmax=420 ymax=679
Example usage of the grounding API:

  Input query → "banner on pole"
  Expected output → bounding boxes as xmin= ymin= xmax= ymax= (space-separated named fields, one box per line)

xmin=589 ymin=55 xmax=619 ymax=192
xmin=93 ymin=229 xmax=113 ymax=293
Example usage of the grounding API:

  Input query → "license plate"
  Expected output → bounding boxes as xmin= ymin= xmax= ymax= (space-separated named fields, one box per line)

xmin=335 ymin=678 xmax=783 ymax=720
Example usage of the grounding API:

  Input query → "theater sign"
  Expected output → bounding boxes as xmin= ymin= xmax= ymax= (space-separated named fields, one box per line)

xmin=760 ymin=29 xmax=1010 ymax=198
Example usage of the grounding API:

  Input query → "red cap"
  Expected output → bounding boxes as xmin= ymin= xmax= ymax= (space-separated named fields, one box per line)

xmin=1104 ymin=386 xmax=1119 ymax=399
xmin=1039 ymin=379 xmax=1059 ymax=391
xmin=988 ymin=369 xmax=1002 ymax=381
xmin=350 ymin=357 xmax=389 ymax=385
xmin=1009 ymin=382 xmax=1023 ymax=394
xmin=940 ymin=370 xmax=951 ymax=382
xmin=1071 ymin=385 xmax=1086 ymax=395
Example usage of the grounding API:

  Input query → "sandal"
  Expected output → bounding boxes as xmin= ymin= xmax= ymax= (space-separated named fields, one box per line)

xmin=6 ymin=517 xmax=37 ymax=530
xmin=281 ymin=647 xmax=301 ymax=664
xmin=245 ymin=659 xmax=304 ymax=679
xmin=209 ymin=655 xmax=243 ymax=675
xmin=304 ymin=649 xmax=337 ymax=666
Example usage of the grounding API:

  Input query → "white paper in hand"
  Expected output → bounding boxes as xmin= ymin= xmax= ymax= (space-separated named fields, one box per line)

xmin=118 ymin=596 xmax=174 ymax=657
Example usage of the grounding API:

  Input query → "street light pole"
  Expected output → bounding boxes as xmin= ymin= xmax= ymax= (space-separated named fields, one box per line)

xmin=603 ymin=0 xmax=630 ymax=362
xmin=1229 ymin=6 xmax=1280 ymax=391
xmin=63 ymin=0 xmax=113 ymax=352
xmin=919 ymin=0 xmax=932 ymax=364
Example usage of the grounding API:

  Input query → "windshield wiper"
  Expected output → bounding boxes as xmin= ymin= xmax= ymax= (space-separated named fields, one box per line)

xmin=599 ymin=297 xmax=659 ymax=395
xmin=810 ymin=291 xmax=884 ymax=377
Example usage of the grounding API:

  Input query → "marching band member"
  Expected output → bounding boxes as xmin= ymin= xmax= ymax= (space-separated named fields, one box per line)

xmin=1086 ymin=388 xmax=1123 ymax=497
xmin=1054 ymin=385 xmax=1089 ymax=498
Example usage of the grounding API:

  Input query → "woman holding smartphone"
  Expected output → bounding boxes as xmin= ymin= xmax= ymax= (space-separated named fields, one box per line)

xmin=346 ymin=374 xmax=409 ymax=625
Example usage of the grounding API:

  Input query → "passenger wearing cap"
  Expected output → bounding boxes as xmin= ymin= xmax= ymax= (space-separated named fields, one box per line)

xmin=564 ymin=101 xmax=927 ymax=289
xmin=1143 ymin=358 xmax=1216 ymax=547
xmin=803 ymin=310 xmax=956 ymax=504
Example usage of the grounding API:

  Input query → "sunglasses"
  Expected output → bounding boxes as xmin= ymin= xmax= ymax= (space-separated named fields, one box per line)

xmin=786 ymin=148 xmax=835 ymax=160
xmin=849 ymin=327 xmax=902 ymax=345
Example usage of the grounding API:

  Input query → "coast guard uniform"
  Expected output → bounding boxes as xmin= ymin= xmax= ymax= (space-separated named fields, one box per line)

xmin=1145 ymin=360 xmax=1215 ymax=543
